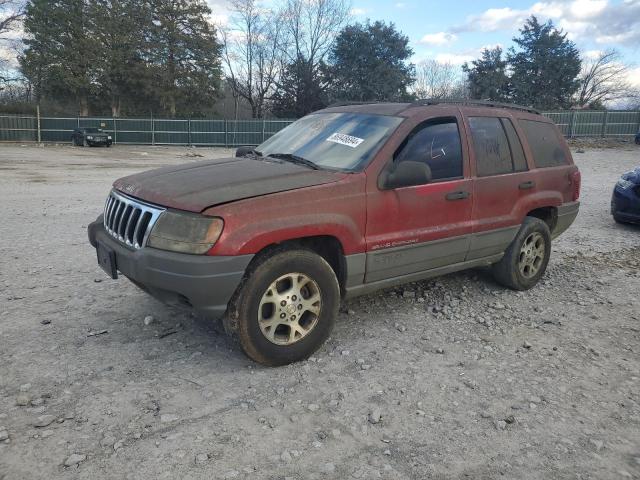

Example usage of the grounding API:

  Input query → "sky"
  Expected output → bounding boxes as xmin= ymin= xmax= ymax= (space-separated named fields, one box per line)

xmin=208 ymin=0 xmax=640 ymax=87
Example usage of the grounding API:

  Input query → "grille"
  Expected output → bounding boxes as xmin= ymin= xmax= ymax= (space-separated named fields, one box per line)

xmin=103 ymin=190 xmax=164 ymax=249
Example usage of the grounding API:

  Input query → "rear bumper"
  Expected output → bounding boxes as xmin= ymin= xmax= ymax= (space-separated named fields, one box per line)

xmin=551 ymin=201 xmax=580 ymax=239
xmin=88 ymin=216 xmax=252 ymax=318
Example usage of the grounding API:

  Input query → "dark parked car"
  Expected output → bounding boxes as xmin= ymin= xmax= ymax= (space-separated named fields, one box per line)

xmin=612 ymin=167 xmax=640 ymax=224
xmin=72 ymin=128 xmax=112 ymax=147
xmin=89 ymin=100 xmax=580 ymax=365
xmin=635 ymin=131 xmax=640 ymax=145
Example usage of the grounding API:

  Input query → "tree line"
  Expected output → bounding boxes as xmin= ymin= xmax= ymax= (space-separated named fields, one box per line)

xmin=1 ymin=0 xmax=637 ymax=118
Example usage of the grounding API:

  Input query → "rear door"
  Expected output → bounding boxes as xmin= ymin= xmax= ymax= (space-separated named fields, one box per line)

xmin=364 ymin=114 xmax=473 ymax=282
xmin=464 ymin=113 xmax=534 ymax=260
xmin=517 ymin=118 xmax=577 ymax=205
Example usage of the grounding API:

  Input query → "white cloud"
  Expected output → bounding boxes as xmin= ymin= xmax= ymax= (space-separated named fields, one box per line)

xmin=350 ymin=7 xmax=367 ymax=15
xmin=626 ymin=67 xmax=640 ymax=88
xmin=434 ymin=52 xmax=475 ymax=65
xmin=569 ymin=0 xmax=607 ymax=18
xmin=395 ymin=2 xmax=407 ymax=8
xmin=451 ymin=0 xmax=640 ymax=47
xmin=418 ymin=32 xmax=457 ymax=45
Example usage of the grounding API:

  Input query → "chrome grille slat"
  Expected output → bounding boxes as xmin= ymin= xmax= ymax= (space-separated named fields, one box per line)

xmin=103 ymin=190 xmax=165 ymax=249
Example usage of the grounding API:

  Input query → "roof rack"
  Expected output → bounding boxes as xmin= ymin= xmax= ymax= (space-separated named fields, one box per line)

xmin=326 ymin=101 xmax=390 ymax=108
xmin=412 ymin=98 xmax=540 ymax=114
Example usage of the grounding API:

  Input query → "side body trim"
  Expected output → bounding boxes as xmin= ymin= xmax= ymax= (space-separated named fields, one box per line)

xmin=345 ymin=253 xmax=503 ymax=299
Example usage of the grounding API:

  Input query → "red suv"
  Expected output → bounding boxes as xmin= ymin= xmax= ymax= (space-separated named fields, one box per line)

xmin=88 ymin=101 xmax=580 ymax=365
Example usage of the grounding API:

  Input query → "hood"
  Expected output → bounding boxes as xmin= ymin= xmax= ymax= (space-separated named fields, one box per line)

xmin=113 ymin=157 xmax=345 ymax=212
xmin=621 ymin=167 xmax=640 ymax=184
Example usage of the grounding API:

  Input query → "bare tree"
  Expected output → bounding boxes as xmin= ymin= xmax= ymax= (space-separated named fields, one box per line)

xmin=576 ymin=49 xmax=637 ymax=108
xmin=280 ymin=0 xmax=350 ymax=67
xmin=0 ymin=1 xmax=26 ymax=94
xmin=0 ymin=0 xmax=24 ymax=38
xmin=222 ymin=0 xmax=283 ymax=118
xmin=414 ymin=60 xmax=467 ymax=99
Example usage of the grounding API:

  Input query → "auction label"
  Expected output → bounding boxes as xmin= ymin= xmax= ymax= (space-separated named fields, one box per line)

xmin=326 ymin=132 xmax=364 ymax=148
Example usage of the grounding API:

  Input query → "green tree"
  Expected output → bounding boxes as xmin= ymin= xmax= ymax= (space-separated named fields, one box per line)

xmin=270 ymin=58 xmax=328 ymax=118
xmin=147 ymin=0 xmax=223 ymax=116
xmin=90 ymin=0 xmax=153 ymax=116
xmin=507 ymin=16 xmax=581 ymax=109
xmin=462 ymin=47 xmax=510 ymax=102
xmin=20 ymin=0 xmax=98 ymax=115
xmin=327 ymin=21 xmax=414 ymax=102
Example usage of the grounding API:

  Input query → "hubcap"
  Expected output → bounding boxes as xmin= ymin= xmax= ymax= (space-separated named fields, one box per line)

xmin=518 ymin=232 xmax=545 ymax=278
xmin=257 ymin=273 xmax=322 ymax=346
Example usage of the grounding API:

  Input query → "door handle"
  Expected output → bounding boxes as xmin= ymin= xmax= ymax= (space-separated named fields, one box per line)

xmin=445 ymin=190 xmax=470 ymax=201
xmin=519 ymin=180 xmax=536 ymax=190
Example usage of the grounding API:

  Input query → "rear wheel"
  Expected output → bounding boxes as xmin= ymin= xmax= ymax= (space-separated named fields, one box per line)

xmin=492 ymin=217 xmax=551 ymax=290
xmin=226 ymin=249 xmax=340 ymax=366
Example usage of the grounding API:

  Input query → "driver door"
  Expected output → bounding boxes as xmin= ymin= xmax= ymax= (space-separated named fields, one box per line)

xmin=364 ymin=115 xmax=473 ymax=283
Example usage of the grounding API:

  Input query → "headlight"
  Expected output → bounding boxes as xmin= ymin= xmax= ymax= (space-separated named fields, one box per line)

xmin=87 ymin=136 xmax=94 ymax=140
xmin=616 ymin=179 xmax=635 ymax=190
xmin=147 ymin=210 xmax=223 ymax=254
xmin=108 ymin=136 xmax=112 ymax=140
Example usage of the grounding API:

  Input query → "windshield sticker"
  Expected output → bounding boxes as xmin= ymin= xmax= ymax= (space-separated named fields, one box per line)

xmin=326 ymin=132 xmax=365 ymax=148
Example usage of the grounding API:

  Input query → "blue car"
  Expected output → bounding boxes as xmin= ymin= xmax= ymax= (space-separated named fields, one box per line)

xmin=636 ymin=132 xmax=640 ymax=145
xmin=612 ymin=167 xmax=640 ymax=224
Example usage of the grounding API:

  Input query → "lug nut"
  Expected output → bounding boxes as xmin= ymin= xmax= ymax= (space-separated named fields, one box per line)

xmin=280 ymin=300 xmax=286 ymax=306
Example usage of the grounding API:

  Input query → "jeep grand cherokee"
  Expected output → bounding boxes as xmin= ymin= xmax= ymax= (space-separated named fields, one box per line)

xmin=88 ymin=100 xmax=580 ymax=366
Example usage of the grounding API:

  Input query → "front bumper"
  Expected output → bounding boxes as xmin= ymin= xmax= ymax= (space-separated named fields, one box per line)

xmin=87 ymin=138 xmax=112 ymax=146
xmin=612 ymin=186 xmax=640 ymax=224
xmin=88 ymin=216 xmax=252 ymax=318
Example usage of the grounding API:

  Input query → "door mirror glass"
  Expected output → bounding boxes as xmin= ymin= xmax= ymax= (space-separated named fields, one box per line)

xmin=379 ymin=161 xmax=432 ymax=190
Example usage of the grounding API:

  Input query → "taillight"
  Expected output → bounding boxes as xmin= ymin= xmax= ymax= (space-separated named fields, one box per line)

xmin=571 ymin=170 xmax=581 ymax=201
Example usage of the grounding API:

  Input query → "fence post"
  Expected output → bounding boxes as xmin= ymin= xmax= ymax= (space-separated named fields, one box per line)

xmin=224 ymin=119 xmax=228 ymax=148
xmin=569 ymin=110 xmax=577 ymax=138
xmin=36 ymin=104 xmax=41 ymax=143
xmin=188 ymin=118 xmax=192 ymax=147
xmin=601 ymin=110 xmax=608 ymax=138
xmin=262 ymin=119 xmax=266 ymax=143
xmin=113 ymin=116 xmax=117 ymax=144
xmin=151 ymin=113 xmax=155 ymax=146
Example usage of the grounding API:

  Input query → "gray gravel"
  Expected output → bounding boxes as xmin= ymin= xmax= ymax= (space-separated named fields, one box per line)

xmin=0 ymin=143 xmax=639 ymax=479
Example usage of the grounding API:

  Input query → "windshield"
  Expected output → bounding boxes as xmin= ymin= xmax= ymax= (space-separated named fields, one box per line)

xmin=85 ymin=128 xmax=102 ymax=133
xmin=256 ymin=113 xmax=403 ymax=171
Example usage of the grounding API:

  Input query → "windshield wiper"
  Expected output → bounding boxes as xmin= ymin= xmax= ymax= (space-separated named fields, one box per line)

xmin=265 ymin=152 xmax=320 ymax=170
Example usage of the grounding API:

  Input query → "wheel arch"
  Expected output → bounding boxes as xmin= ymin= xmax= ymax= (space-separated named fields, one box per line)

xmin=246 ymin=235 xmax=348 ymax=293
xmin=526 ymin=206 xmax=558 ymax=233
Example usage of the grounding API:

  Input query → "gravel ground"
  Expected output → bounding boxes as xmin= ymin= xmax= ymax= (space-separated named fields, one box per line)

xmin=0 ymin=143 xmax=639 ymax=480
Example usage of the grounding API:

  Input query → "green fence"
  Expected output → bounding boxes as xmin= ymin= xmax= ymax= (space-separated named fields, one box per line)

xmin=0 ymin=110 xmax=638 ymax=146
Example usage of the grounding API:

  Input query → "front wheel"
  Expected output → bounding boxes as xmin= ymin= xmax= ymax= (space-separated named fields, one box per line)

xmin=226 ymin=249 xmax=340 ymax=366
xmin=492 ymin=217 xmax=551 ymax=290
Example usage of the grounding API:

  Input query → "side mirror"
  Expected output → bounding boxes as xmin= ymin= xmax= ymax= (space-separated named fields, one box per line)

xmin=379 ymin=161 xmax=432 ymax=190
xmin=235 ymin=146 xmax=256 ymax=158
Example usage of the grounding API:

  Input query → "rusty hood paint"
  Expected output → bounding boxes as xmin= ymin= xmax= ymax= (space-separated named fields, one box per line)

xmin=113 ymin=157 xmax=346 ymax=212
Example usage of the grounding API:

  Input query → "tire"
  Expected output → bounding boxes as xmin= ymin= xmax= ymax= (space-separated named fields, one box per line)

xmin=613 ymin=215 xmax=627 ymax=225
xmin=226 ymin=248 xmax=340 ymax=366
xmin=492 ymin=217 xmax=552 ymax=291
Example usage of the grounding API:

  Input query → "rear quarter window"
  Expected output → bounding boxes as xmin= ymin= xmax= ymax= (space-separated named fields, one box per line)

xmin=519 ymin=120 xmax=569 ymax=168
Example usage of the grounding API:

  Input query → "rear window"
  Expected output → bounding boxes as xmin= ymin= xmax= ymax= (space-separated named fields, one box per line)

xmin=468 ymin=117 xmax=528 ymax=177
xmin=518 ymin=120 xmax=569 ymax=168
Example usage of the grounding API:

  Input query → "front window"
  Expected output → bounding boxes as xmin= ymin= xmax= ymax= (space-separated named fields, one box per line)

xmin=85 ymin=128 xmax=101 ymax=133
xmin=256 ymin=113 xmax=403 ymax=171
